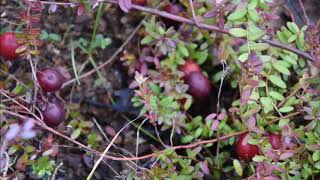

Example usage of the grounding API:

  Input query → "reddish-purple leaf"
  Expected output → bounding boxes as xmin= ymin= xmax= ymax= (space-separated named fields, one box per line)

xmin=263 ymin=176 xmax=280 ymax=180
xmin=228 ymin=107 xmax=240 ymax=113
xmin=247 ymin=78 xmax=259 ymax=87
xmin=105 ymin=126 xmax=116 ymax=136
xmin=264 ymin=13 xmax=280 ymax=21
xmin=119 ymin=0 xmax=132 ymax=13
xmin=269 ymin=164 xmax=285 ymax=173
xmin=217 ymin=112 xmax=226 ymax=120
xmin=247 ymin=115 xmax=256 ymax=129
xmin=240 ymin=89 xmax=251 ymax=105
xmin=77 ymin=3 xmax=85 ymax=16
xmin=265 ymin=149 xmax=279 ymax=162
xmin=211 ymin=120 xmax=220 ymax=131
xmin=199 ymin=161 xmax=210 ymax=175
xmin=166 ymin=39 xmax=176 ymax=48
xmin=205 ymin=113 xmax=217 ymax=121
xmin=308 ymin=144 xmax=320 ymax=151
xmin=304 ymin=115 xmax=314 ymax=120
xmin=279 ymin=152 xmax=294 ymax=160
xmin=303 ymin=106 xmax=312 ymax=114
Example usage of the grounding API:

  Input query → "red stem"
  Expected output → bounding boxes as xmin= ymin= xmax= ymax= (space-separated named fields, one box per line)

xmin=100 ymin=0 xmax=315 ymax=62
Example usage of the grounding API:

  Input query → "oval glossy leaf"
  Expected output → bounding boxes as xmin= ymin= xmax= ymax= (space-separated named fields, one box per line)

xmin=233 ymin=159 xmax=243 ymax=176
xmin=260 ymin=97 xmax=274 ymax=113
xmin=227 ymin=9 xmax=247 ymax=21
xmin=229 ymin=28 xmax=247 ymax=37
xmin=269 ymin=75 xmax=287 ymax=88
xmin=279 ymin=106 xmax=294 ymax=113
xmin=273 ymin=61 xmax=290 ymax=75
xmin=269 ymin=91 xmax=285 ymax=101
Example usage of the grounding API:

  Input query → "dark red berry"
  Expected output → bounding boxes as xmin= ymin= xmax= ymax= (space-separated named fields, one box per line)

xmin=37 ymin=68 xmax=64 ymax=92
xmin=180 ymin=60 xmax=201 ymax=76
xmin=132 ymin=0 xmax=146 ymax=6
xmin=185 ymin=71 xmax=211 ymax=99
xmin=268 ymin=133 xmax=282 ymax=149
xmin=0 ymin=32 xmax=19 ymax=60
xmin=236 ymin=133 xmax=259 ymax=161
xmin=41 ymin=99 xmax=65 ymax=127
xmin=162 ymin=4 xmax=185 ymax=29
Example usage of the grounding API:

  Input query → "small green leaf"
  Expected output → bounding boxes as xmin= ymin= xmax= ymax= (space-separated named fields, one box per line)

xmin=227 ymin=9 xmax=247 ymax=21
xmin=194 ymin=128 xmax=203 ymax=138
xmin=312 ymin=150 xmax=320 ymax=161
xmin=40 ymin=30 xmax=49 ymax=40
xmin=276 ymin=31 xmax=288 ymax=44
xmin=287 ymin=22 xmax=299 ymax=34
xmin=48 ymin=33 xmax=61 ymax=41
xmin=229 ymin=28 xmax=247 ymax=38
xmin=287 ymin=34 xmax=297 ymax=43
xmin=250 ymin=43 xmax=270 ymax=51
xmin=260 ymin=97 xmax=274 ymax=113
xmin=269 ymin=91 xmax=285 ymax=101
xmin=182 ymin=135 xmax=194 ymax=143
xmin=141 ymin=35 xmax=154 ymax=45
xmin=279 ymin=118 xmax=290 ymax=128
xmin=178 ymin=42 xmax=189 ymax=57
xmin=315 ymin=161 xmax=320 ymax=170
xmin=12 ymin=84 xmax=25 ymax=94
xmin=279 ymin=106 xmax=294 ymax=113
xmin=296 ymin=32 xmax=305 ymax=50
xmin=248 ymin=0 xmax=258 ymax=9
xmin=273 ymin=61 xmax=290 ymax=75
xmin=247 ymin=22 xmax=265 ymax=41
xmin=158 ymin=26 xmax=166 ymax=35
xmin=233 ymin=159 xmax=243 ymax=176
xmin=269 ymin=75 xmax=287 ymax=88
xmin=260 ymin=55 xmax=272 ymax=63
xmin=160 ymin=96 xmax=173 ymax=107
xmin=248 ymin=9 xmax=259 ymax=22
xmin=281 ymin=54 xmax=297 ymax=65
xmin=238 ymin=53 xmax=249 ymax=62
xmin=252 ymin=155 xmax=267 ymax=162
xmin=71 ymin=128 xmax=82 ymax=140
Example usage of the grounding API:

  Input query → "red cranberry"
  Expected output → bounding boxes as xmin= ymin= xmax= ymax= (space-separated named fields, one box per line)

xmin=236 ymin=133 xmax=259 ymax=161
xmin=185 ymin=71 xmax=211 ymax=99
xmin=41 ymin=99 xmax=65 ymax=127
xmin=268 ymin=133 xmax=282 ymax=149
xmin=162 ymin=4 xmax=185 ymax=29
xmin=37 ymin=68 xmax=64 ymax=92
xmin=0 ymin=32 xmax=19 ymax=60
xmin=180 ymin=60 xmax=201 ymax=76
xmin=132 ymin=0 xmax=146 ymax=6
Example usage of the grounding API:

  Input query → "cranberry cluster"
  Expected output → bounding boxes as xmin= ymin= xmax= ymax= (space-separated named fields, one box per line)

xmin=236 ymin=133 xmax=282 ymax=161
xmin=36 ymin=68 xmax=65 ymax=127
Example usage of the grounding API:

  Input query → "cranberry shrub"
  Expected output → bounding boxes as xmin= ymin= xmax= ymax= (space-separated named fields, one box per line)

xmin=1 ymin=0 xmax=320 ymax=179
